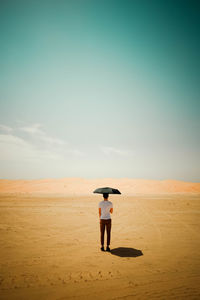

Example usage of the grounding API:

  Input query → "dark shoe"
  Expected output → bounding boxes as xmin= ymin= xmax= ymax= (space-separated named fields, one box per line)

xmin=106 ymin=246 xmax=111 ymax=252
xmin=101 ymin=246 xmax=105 ymax=251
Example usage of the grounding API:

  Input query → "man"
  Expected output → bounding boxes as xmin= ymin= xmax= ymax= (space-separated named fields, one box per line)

xmin=98 ymin=193 xmax=113 ymax=252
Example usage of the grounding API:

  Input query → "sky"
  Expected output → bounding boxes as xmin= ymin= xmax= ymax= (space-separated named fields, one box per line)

xmin=0 ymin=0 xmax=199 ymax=181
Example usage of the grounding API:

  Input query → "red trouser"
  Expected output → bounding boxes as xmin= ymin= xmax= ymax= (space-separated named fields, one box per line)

xmin=100 ymin=218 xmax=112 ymax=246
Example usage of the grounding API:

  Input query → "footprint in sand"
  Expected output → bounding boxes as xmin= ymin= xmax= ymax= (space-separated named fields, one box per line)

xmin=108 ymin=271 xmax=113 ymax=277
xmin=98 ymin=271 xmax=102 ymax=278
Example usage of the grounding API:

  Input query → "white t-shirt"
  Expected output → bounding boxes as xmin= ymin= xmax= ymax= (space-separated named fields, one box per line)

xmin=98 ymin=200 xmax=113 ymax=220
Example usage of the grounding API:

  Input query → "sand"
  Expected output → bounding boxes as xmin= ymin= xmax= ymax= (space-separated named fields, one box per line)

xmin=0 ymin=192 xmax=200 ymax=299
xmin=0 ymin=178 xmax=200 ymax=195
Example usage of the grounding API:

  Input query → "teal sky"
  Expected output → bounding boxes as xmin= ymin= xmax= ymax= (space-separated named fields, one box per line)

xmin=0 ymin=0 xmax=199 ymax=181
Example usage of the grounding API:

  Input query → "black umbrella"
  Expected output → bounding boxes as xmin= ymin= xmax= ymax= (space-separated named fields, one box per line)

xmin=93 ymin=187 xmax=121 ymax=194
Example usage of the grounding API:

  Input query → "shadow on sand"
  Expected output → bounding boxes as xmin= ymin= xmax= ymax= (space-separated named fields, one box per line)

xmin=110 ymin=247 xmax=143 ymax=257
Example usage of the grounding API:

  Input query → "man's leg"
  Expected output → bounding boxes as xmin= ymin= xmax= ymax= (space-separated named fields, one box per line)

xmin=106 ymin=219 xmax=111 ymax=246
xmin=100 ymin=220 xmax=105 ymax=246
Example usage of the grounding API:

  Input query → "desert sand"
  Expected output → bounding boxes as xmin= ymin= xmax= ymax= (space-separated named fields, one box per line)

xmin=0 ymin=178 xmax=200 ymax=195
xmin=0 ymin=179 xmax=200 ymax=299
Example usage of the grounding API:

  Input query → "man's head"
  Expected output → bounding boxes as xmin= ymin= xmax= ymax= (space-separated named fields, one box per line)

xmin=103 ymin=193 xmax=109 ymax=200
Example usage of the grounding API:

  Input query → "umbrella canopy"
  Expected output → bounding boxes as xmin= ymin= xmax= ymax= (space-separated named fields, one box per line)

xmin=93 ymin=187 xmax=121 ymax=194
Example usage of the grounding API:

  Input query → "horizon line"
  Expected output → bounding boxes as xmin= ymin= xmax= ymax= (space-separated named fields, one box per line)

xmin=0 ymin=177 xmax=199 ymax=184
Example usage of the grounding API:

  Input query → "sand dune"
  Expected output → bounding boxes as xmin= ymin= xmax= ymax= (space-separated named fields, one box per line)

xmin=0 ymin=178 xmax=200 ymax=195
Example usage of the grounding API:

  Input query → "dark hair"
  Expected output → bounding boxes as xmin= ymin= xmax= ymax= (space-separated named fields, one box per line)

xmin=103 ymin=193 xmax=109 ymax=199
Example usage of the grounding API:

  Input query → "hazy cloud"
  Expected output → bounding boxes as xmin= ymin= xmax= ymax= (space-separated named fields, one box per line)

xmin=19 ymin=123 xmax=43 ymax=134
xmin=0 ymin=134 xmax=28 ymax=147
xmin=101 ymin=146 xmax=134 ymax=156
xmin=0 ymin=124 xmax=13 ymax=133
xmin=0 ymin=123 xmax=85 ymax=166
xmin=0 ymin=133 xmax=61 ymax=162
xmin=19 ymin=123 xmax=67 ymax=145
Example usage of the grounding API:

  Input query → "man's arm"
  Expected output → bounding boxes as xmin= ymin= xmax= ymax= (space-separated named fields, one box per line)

xmin=110 ymin=208 xmax=113 ymax=214
xmin=99 ymin=208 xmax=101 ymax=218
